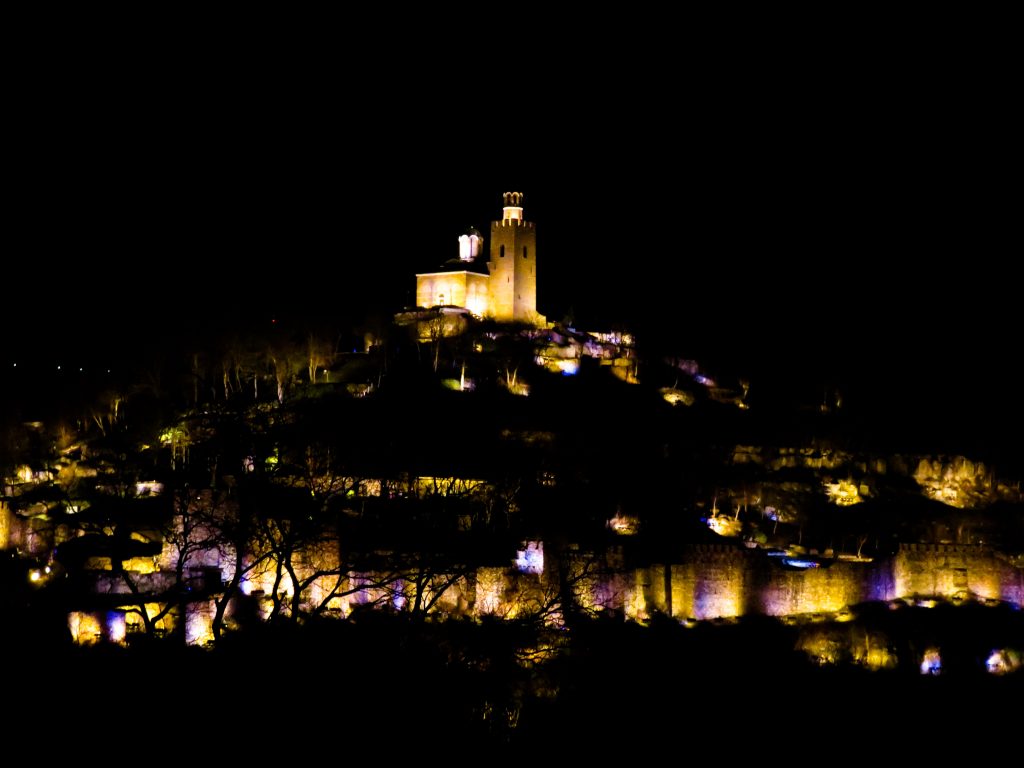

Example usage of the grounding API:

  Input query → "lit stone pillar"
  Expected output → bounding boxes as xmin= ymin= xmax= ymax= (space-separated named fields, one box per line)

xmin=185 ymin=600 xmax=215 ymax=646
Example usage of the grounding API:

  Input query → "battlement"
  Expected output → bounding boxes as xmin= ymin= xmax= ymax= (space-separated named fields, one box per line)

xmin=685 ymin=544 xmax=747 ymax=561
xmin=898 ymin=543 xmax=989 ymax=554
xmin=494 ymin=219 xmax=535 ymax=229
xmin=893 ymin=542 xmax=1008 ymax=603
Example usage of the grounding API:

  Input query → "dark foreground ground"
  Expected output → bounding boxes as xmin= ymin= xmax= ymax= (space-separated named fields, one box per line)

xmin=9 ymin=606 xmax=1022 ymax=759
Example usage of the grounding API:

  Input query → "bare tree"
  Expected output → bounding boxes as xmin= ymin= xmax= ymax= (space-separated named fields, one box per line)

xmin=111 ymin=488 xmax=227 ymax=641
xmin=375 ymin=548 xmax=476 ymax=619
xmin=268 ymin=340 xmax=304 ymax=403
xmin=86 ymin=390 xmax=124 ymax=437
xmin=306 ymin=333 xmax=336 ymax=384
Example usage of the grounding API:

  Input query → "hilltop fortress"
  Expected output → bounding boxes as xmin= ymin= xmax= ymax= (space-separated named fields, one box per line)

xmin=416 ymin=192 xmax=546 ymax=326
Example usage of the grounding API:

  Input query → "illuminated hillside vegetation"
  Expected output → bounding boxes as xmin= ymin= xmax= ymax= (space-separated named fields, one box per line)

xmin=2 ymin=315 xmax=1022 ymax=744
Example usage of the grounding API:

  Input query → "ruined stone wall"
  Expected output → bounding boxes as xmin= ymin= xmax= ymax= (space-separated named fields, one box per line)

xmin=65 ymin=543 xmax=1024 ymax=647
xmin=755 ymin=562 xmax=871 ymax=616
xmin=999 ymin=556 xmax=1024 ymax=606
xmin=645 ymin=546 xmax=751 ymax=620
xmin=892 ymin=543 xmax=1008 ymax=601
xmin=642 ymin=544 xmax=1019 ymax=621
xmin=0 ymin=500 xmax=12 ymax=550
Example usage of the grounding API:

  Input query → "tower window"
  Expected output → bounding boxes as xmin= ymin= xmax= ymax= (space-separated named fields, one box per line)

xmin=523 ymin=246 xmax=528 ymax=259
xmin=499 ymin=245 xmax=505 ymax=258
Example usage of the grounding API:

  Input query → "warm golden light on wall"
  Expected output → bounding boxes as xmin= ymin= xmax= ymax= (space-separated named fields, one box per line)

xmin=414 ymin=192 xmax=544 ymax=326
xmin=68 ymin=612 xmax=103 ymax=645
xmin=824 ymin=480 xmax=864 ymax=506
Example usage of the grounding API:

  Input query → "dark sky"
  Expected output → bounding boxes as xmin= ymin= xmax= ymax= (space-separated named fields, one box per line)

xmin=5 ymin=41 xmax=1016 ymax=416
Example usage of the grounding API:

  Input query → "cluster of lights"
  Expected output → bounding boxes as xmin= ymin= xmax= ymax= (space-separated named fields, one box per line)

xmin=607 ymin=512 xmax=640 ymax=536
xmin=781 ymin=558 xmax=821 ymax=570
xmin=514 ymin=541 xmax=544 ymax=575
xmin=28 ymin=565 xmax=53 ymax=584
xmin=920 ymin=648 xmax=942 ymax=675
xmin=986 ymin=649 xmax=1021 ymax=675
xmin=706 ymin=515 xmax=741 ymax=537
xmin=824 ymin=480 xmax=864 ymax=506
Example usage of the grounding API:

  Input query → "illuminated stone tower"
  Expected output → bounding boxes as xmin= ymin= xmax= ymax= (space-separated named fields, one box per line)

xmin=414 ymin=192 xmax=545 ymax=327
xmin=487 ymin=192 xmax=543 ymax=324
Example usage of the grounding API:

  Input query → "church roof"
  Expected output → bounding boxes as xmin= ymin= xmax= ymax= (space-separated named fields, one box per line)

xmin=420 ymin=256 xmax=490 ymax=276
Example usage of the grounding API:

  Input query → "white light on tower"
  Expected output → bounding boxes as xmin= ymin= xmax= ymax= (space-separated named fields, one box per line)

xmin=502 ymin=191 xmax=524 ymax=222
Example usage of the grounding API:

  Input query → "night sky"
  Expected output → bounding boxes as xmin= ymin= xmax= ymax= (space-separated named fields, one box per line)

xmin=5 ymin=42 xmax=1016 ymax=425
xmin=3 ymin=29 xmax=1022 ymax=752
